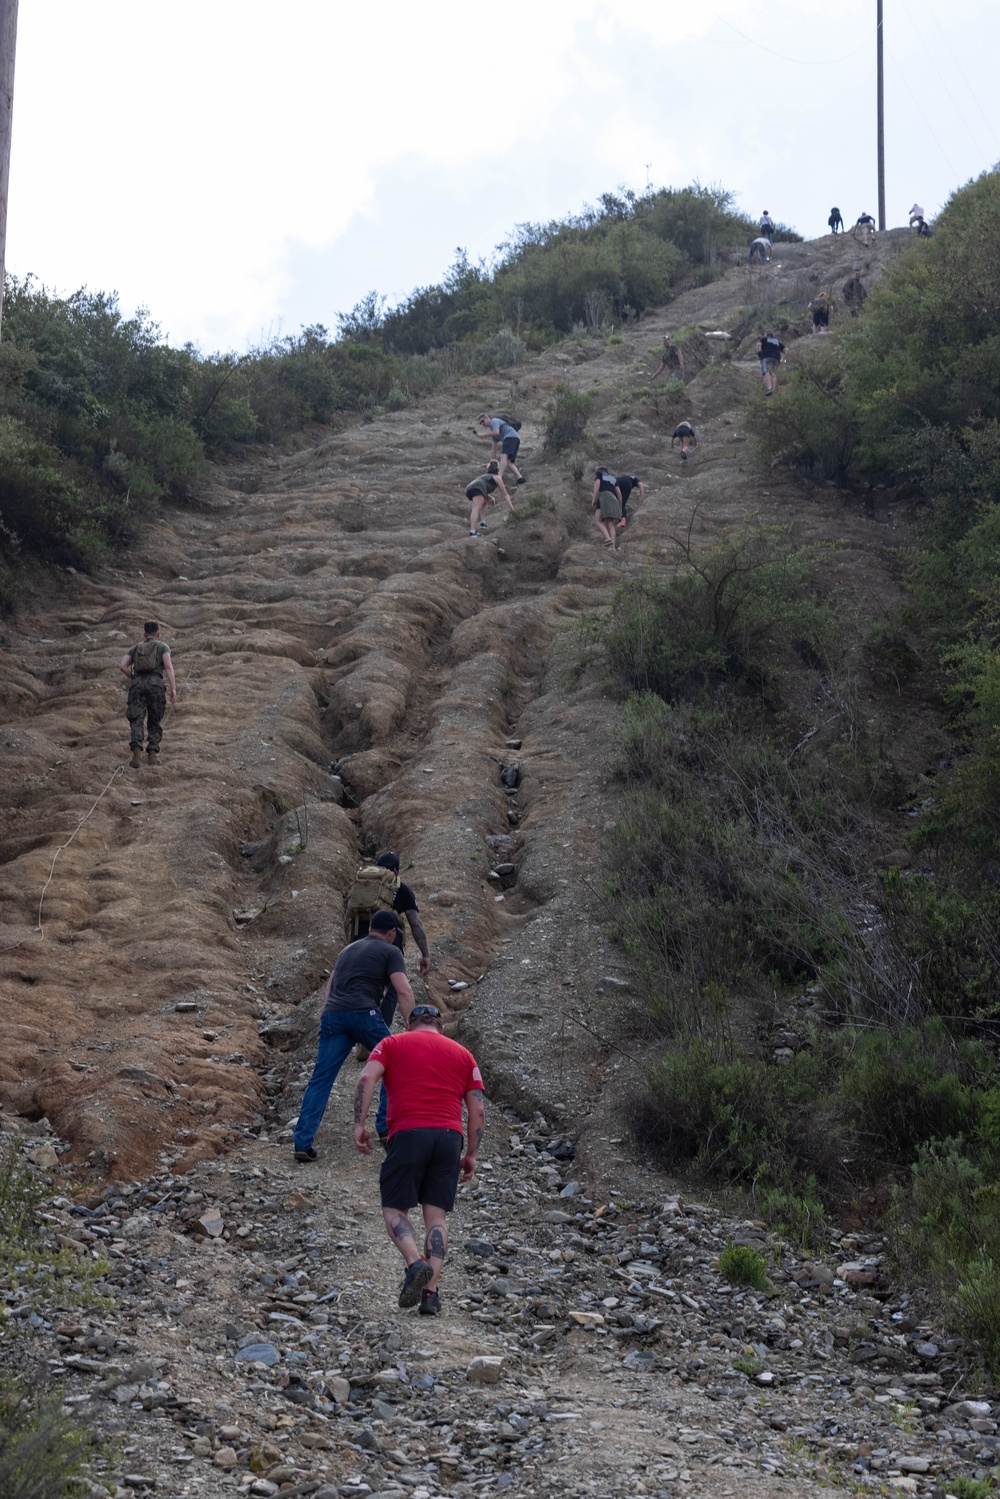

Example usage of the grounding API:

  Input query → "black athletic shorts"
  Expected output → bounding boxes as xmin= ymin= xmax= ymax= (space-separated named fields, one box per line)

xmin=500 ymin=435 xmax=520 ymax=459
xmin=379 ymin=1127 xmax=463 ymax=1211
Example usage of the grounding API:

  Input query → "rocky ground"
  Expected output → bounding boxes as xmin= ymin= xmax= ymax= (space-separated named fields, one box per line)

xmin=4 ymin=1093 xmax=995 ymax=1499
xmin=1 ymin=226 xmax=981 ymax=1496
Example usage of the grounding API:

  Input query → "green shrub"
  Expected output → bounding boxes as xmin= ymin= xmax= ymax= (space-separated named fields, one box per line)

xmin=956 ymin=1257 xmax=1000 ymax=1384
xmin=718 ymin=1243 xmax=769 ymax=1290
xmin=545 ymin=386 xmax=594 ymax=450
xmin=0 ymin=1380 xmax=92 ymax=1499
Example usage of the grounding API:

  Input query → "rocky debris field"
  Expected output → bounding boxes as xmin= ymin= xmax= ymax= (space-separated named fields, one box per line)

xmin=4 ymin=1088 xmax=996 ymax=1499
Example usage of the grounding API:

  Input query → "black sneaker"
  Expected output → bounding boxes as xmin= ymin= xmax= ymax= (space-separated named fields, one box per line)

xmin=419 ymin=1288 xmax=440 ymax=1316
xmin=516 ymin=476 xmax=527 ymax=486
xmin=294 ymin=1147 xmax=318 ymax=1163
xmin=399 ymin=1259 xmax=433 ymax=1309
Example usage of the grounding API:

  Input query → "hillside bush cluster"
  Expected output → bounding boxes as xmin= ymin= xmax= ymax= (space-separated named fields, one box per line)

xmin=590 ymin=514 xmax=1000 ymax=1371
xmin=0 ymin=184 xmax=780 ymax=606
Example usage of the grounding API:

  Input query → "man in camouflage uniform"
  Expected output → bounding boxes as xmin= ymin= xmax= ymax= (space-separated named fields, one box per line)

xmin=842 ymin=266 xmax=868 ymax=318
xmin=119 ymin=621 xmax=177 ymax=768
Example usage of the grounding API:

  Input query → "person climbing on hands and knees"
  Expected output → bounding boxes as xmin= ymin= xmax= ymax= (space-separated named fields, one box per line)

xmin=354 ymin=1005 xmax=486 ymax=1315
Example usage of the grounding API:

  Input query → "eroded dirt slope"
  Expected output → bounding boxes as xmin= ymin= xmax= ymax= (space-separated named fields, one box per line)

xmin=0 ymin=228 xmax=933 ymax=1183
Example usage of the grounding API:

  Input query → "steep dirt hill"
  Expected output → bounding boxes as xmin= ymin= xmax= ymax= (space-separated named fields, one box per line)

xmin=0 ymin=228 xmax=931 ymax=1184
xmin=3 ymin=228 xmax=985 ymax=1499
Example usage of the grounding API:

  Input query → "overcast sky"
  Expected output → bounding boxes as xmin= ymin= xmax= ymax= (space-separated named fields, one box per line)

xmin=7 ymin=0 xmax=999 ymax=353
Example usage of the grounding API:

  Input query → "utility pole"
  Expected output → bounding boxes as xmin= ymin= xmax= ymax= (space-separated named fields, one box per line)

xmin=877 ymin=0 xmax=886 ymax=230
xmin=0 ymin=0 xmax=18 ymax=341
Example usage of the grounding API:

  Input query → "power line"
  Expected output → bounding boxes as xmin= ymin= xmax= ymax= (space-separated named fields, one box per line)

xmin=897 ymin=0 xmax=988 ymax=164
xmin=719 ymin=17 xmax=866 ymax=68
xmin=916 ymin=0 xmax=1000 ymax=157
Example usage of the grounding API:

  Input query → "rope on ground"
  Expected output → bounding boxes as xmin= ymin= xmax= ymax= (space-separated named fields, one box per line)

xmin=35 ymin=764 xmax=126 ymax=936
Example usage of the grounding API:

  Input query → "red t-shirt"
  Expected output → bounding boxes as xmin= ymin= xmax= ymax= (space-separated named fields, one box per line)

xmin=369 ymin=1030 xmax=484 ymax=1136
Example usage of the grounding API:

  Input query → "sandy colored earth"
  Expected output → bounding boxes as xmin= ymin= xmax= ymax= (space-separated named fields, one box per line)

xmin=0 ymin=226 xmax=974 ymax=1496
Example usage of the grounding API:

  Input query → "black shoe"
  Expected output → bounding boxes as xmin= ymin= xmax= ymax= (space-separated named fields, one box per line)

xmin=516 ymin=476 xmax=527 ymax=486
xmin=399 ymin=1259 xmax=433 ymax=1309
xmin=294 ymin=1147 xmax=318 ymax=1163
xmin=419 ymin=1288 xmax=440 ymax=1316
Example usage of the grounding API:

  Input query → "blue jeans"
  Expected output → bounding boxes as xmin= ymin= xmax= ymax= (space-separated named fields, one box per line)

xmin=294 ymin=1008 xmax=390 ymax=1151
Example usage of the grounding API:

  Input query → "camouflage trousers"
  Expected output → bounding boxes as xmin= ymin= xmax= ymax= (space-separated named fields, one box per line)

xmin=127 ymin=679 xmax=166 ymax=751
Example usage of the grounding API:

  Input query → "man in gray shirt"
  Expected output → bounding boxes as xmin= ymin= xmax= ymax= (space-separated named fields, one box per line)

xmin=293 ymin=911 xmax=415 ymax=1162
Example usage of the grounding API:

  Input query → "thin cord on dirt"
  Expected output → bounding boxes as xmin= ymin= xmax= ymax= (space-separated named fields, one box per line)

xmin=35 ymin=764 xmax=126 ymax=936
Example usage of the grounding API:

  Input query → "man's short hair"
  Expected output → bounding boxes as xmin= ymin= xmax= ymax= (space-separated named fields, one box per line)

xmin=143 ymin=621 xmax=159 ymax=636
xmin=370 ymin=909 xmax=399 ymax=932
xmin=376 ymin=850 xmax=400 ymax=872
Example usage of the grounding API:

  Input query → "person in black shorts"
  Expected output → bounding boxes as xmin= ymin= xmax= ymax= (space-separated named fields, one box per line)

xmin=478 ymin=414 xmax=525 ymax=485
xmin=354 ymin=1005 xmax=486 ymax=1314
xmin=755 ymin=332 xmax=785 ymax=395
xmin=671 ymin=422 xmax=697 ymax=461
xmin=808 ymin=291 xmax=830 ymax=334
xmin=465 ymin=460 xmax=514 ymax=536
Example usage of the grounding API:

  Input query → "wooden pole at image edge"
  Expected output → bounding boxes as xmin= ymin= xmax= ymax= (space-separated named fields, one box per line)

xmin=0 ymin=0 xmax=19 ymax=342
xmin=877 ymin=0 xmax=886 ymax=231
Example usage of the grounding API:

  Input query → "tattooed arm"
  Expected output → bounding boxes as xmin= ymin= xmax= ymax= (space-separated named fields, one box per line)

xmin=352 ymin=1059 xmax=384 ymax=1154
xmin=460 ymin=1090 xmax=486 ymax=1182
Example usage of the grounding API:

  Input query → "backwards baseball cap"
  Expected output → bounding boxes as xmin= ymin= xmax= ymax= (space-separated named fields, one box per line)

xmin=376 ymin=850 xmax=400 ymax=871
xmin=370 ymin=909 xmax=400 ymax=932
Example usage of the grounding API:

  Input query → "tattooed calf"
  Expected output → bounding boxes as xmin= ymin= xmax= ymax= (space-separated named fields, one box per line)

xmin=425 ymin=1225 xmax=447 ymax=1261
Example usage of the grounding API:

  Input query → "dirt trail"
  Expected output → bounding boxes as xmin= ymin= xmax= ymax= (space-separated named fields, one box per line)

xmin=2 ymin=229 xmax=969 ymax=1496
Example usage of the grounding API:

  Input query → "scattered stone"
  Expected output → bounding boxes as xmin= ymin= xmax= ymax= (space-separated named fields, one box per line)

xmin=467 ymin=1356 xmax=504 ymax=1384
xmin=235 ymin=1343 xmax=280 ymax=1367
xmin=197 ymin=1207 xmax=224 ymax=1237
xmin=28 ymin=1143 xmax=59 ymax=1172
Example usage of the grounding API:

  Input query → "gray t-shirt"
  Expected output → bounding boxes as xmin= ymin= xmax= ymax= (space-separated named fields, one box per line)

xmin=323 ymin=936 xmax=406 ymax=1015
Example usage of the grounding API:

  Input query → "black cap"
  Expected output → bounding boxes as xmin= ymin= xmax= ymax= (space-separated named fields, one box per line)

xmin=370 ymin=909 xmax=399 ymax=932
xmin=376 ymin=850 xmax=400 ymax=872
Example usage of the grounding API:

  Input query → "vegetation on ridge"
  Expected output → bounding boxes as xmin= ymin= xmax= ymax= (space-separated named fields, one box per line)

xmin=0 ymin=183 xmax=775 ymax=606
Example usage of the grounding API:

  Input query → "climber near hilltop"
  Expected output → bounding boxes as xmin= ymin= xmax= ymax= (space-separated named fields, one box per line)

xmin=353 ymin=1003 xmax=485 ymax=1316
xmin=478 ymin=413 xmax=526 ymax=486
xmin=119 ymin=621 xmax=177 ymax=769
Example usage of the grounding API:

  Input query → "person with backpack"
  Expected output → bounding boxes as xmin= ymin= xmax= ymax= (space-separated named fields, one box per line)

xmin=293 ymin=911 xmax=416 ymax=1164
xmin=828 ymin=207 xmax=844 ymax=234
xmin=650 ymin=334 xmax=684 ymax=383
xmin=671 ymin=422 xmax=697 ymax=461
xmin=478 ymin=413 xmax=526 ymax=486
xmin=760 ymin=211 xmax=775 ymax=243
xmin=464 ymin=460 xmax=514 ymax=536
xmin=755 ymin=332 xmax=785 ymax=396
xmin=614 ymin=472 xmax=644 ymax=528
xmin=118 ymin=621 xmax=177 ymax=769
xmin=343 ymin=849 xmax=431 ymax=1142
xmin=592 ymin=469 xmax=623 ymax=551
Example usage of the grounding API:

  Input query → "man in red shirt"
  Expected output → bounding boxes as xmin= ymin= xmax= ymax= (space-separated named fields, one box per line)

xmin=353 ymin=1005 xmax=486 ymax=1316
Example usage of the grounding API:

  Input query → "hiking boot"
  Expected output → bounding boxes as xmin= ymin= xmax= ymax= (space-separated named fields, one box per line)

xmin=294 ymin=1147 xmax=318 ymax=1163
xmin=399 ymin=1259 xmax=433 ymax=1309
xmin=129 ymin=747 xmax=142 ymax=769
xmin=419 ymin=1288 xmax=441 ymax=1316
